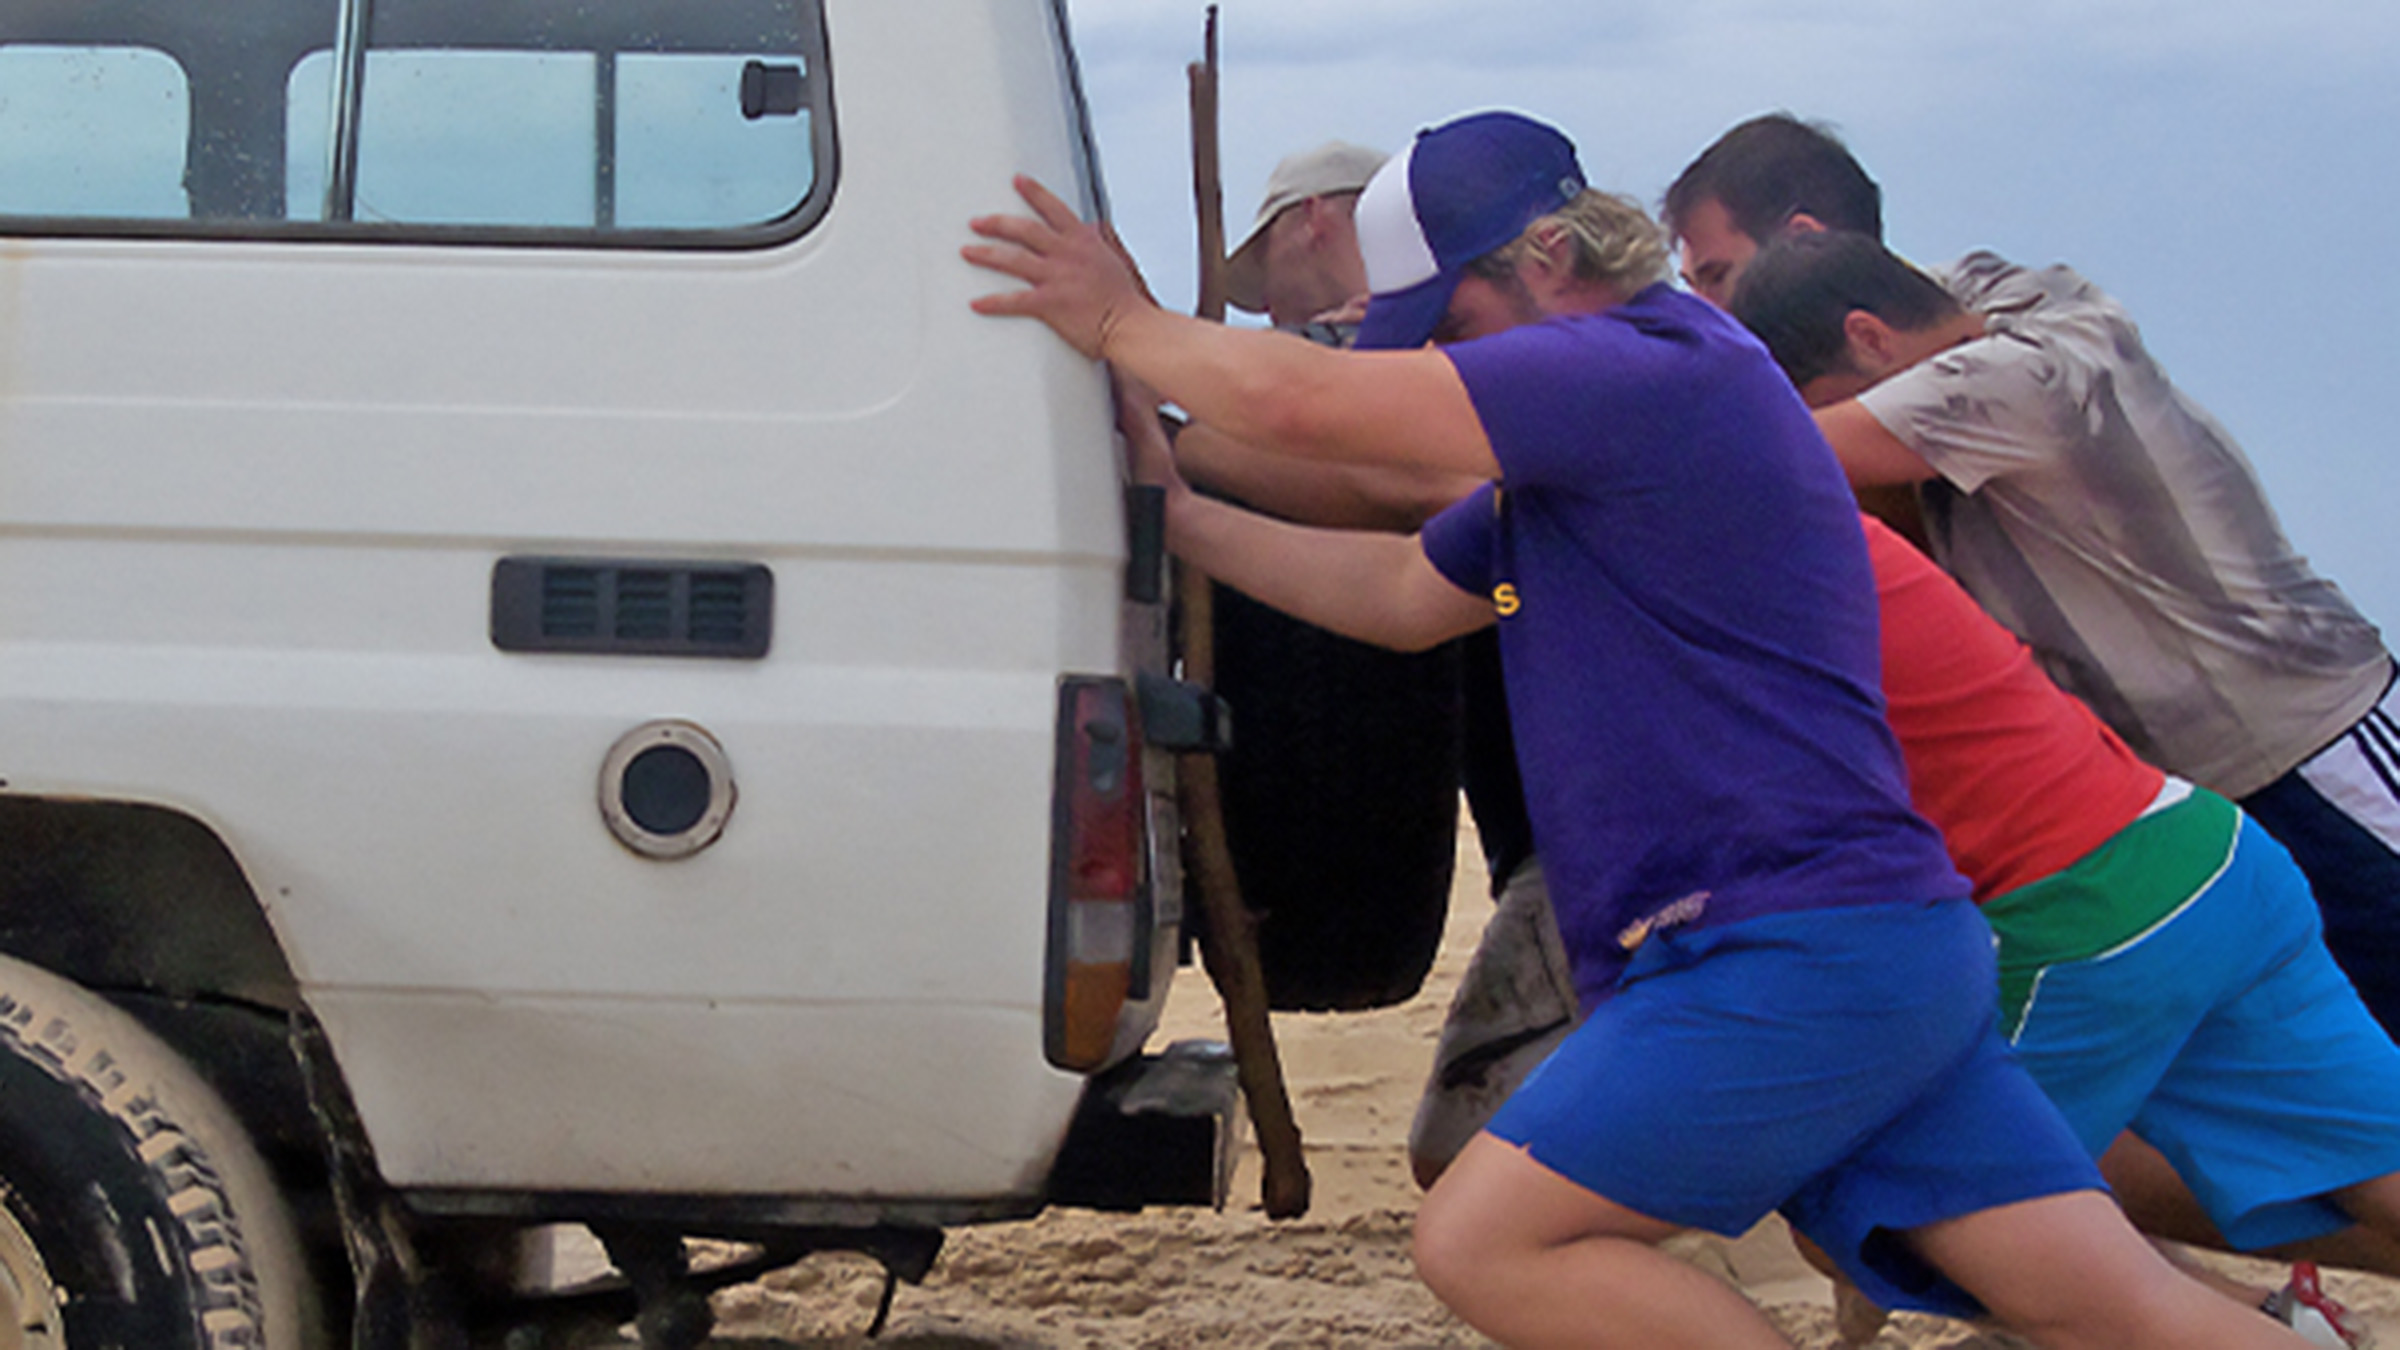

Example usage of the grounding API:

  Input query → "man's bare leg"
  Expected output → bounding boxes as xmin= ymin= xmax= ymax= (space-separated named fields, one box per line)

xmin=2332 ymin=1170 xmax=2400 ymax=1255
xmin=2107 ymin=1132 xmax=2400 ymax=1279
xmin=1414 ymin=1132 xmax=1792 ymax=1350
xmin=1911 ymin=1189 xmax=2315 ymax=1350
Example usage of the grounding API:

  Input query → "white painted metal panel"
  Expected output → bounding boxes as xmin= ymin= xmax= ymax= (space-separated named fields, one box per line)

xmin=0 ymin=0 xmax=1154 ymax=1195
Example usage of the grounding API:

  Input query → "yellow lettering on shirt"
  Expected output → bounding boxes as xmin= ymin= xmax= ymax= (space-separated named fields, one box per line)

xmin=1493 ymin=583 xmax=1520 ymax=617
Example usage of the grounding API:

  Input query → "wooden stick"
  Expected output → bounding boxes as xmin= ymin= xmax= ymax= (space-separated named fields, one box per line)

xmin=1178 ymin=4 xmax=1310 ymax=1221
xmin=1188 ymin=11 xmax=1229 ymax=325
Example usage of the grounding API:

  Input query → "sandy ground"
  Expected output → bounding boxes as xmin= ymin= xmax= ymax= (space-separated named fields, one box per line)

xmin=675 ymin=824 xmax=2400 ymax=1349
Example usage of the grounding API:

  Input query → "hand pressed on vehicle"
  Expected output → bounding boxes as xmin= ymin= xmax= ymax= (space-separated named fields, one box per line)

xmin=966 ymin=176 xmax=1156 ymax=360
xmin=969 ymin=178 xmax=1493 ymax=488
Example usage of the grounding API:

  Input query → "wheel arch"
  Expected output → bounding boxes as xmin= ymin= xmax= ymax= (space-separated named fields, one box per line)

xmin=0 ymin=795 xmax=335 ymax=1203
xmin=0 ymin=794 xmax=302 ymax=1011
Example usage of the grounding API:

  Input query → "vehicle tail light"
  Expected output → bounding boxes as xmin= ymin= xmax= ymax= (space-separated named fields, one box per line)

xmin=1045 ymin=677 xmax=1149 ymax=1071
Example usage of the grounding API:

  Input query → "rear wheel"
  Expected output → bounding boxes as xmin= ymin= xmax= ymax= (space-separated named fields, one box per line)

xmin=1212 ymin=584 xmax=1463 ymax=1012
xmin=0 ymin=955 xmax=317 ymax=1349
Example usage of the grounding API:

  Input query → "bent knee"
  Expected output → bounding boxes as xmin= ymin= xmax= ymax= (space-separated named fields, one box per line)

xmin=1411 ymin=1194 xmax=1484 ymax=1301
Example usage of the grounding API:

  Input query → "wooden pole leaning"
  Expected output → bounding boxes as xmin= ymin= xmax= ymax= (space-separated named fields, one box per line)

xmin=1174 ymin=4 xmax=1311 ymax=1221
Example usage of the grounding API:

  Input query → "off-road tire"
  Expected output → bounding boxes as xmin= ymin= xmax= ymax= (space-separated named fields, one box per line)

xmin=0 ymin=954 xmax=317 ymax=1349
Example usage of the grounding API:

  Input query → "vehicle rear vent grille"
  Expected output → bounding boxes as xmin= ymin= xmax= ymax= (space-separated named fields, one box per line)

xmin=614 ymin=570 xmax=675 ymax=642
xmin=540 ymin=567 xmax=604 ymax=639
xmin=492 ymin=558 xmax=772 ymax=659
xmin=687 ymin=571 xmax=753 ymax=645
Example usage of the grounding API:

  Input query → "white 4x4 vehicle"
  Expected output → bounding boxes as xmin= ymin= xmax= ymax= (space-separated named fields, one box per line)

xmin=0 ymin=2 xmax=1252 ymax=1345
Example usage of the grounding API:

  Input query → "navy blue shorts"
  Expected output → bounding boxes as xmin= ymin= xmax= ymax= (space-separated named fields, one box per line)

xmin=1487 ymin=897 xmax=2102 ymax=1317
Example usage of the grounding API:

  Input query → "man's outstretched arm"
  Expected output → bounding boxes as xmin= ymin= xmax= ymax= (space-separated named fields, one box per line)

xmin=1170 ymin=417 xmax=1486 ymax=533
xmin=1813 ymin=399 xmax=1939 ymax=488
xmin=1121 ymin=385 xmax=1492 ymax=652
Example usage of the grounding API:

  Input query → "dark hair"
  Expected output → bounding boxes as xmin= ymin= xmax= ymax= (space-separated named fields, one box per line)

xmin=1662 ymin=113 xmax=1882 ymax=244
xmin=1727 ymin=231 xmax=1960 ymax=387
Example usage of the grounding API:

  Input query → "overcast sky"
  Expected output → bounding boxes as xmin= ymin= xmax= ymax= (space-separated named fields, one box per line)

xmin=1059 ymin=0 xmax=2400 ymax=634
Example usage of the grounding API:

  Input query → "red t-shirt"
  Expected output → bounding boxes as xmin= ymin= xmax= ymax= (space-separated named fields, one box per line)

xmin=1866 ymin=515 xmax=2164 ymax=900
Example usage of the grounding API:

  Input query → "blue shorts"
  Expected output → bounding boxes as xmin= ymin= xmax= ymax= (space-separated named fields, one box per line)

xmin=2008 ymin=814 xmax=2400 ymax=1249
xmin=1487 ymin=897 xmax=2101 ymax=1319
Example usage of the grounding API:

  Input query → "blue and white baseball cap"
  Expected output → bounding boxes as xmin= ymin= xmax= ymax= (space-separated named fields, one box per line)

xmin=1352 ymin=111 xmax=1588 ymax=351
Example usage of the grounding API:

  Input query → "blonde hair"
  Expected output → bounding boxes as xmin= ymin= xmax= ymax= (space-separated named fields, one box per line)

xmin=1471 ymin=189 xmax=1671 ymax=295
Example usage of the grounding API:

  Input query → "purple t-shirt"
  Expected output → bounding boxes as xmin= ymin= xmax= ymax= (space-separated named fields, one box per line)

xmin=1421 ymin=284 xmax=1964 ymax=1007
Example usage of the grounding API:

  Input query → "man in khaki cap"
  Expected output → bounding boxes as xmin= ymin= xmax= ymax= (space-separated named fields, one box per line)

xmin=1185 ymin=140 xmax=1442 ymax=523
xmin=1223 ymin=140 xmax=1386 ymax=338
